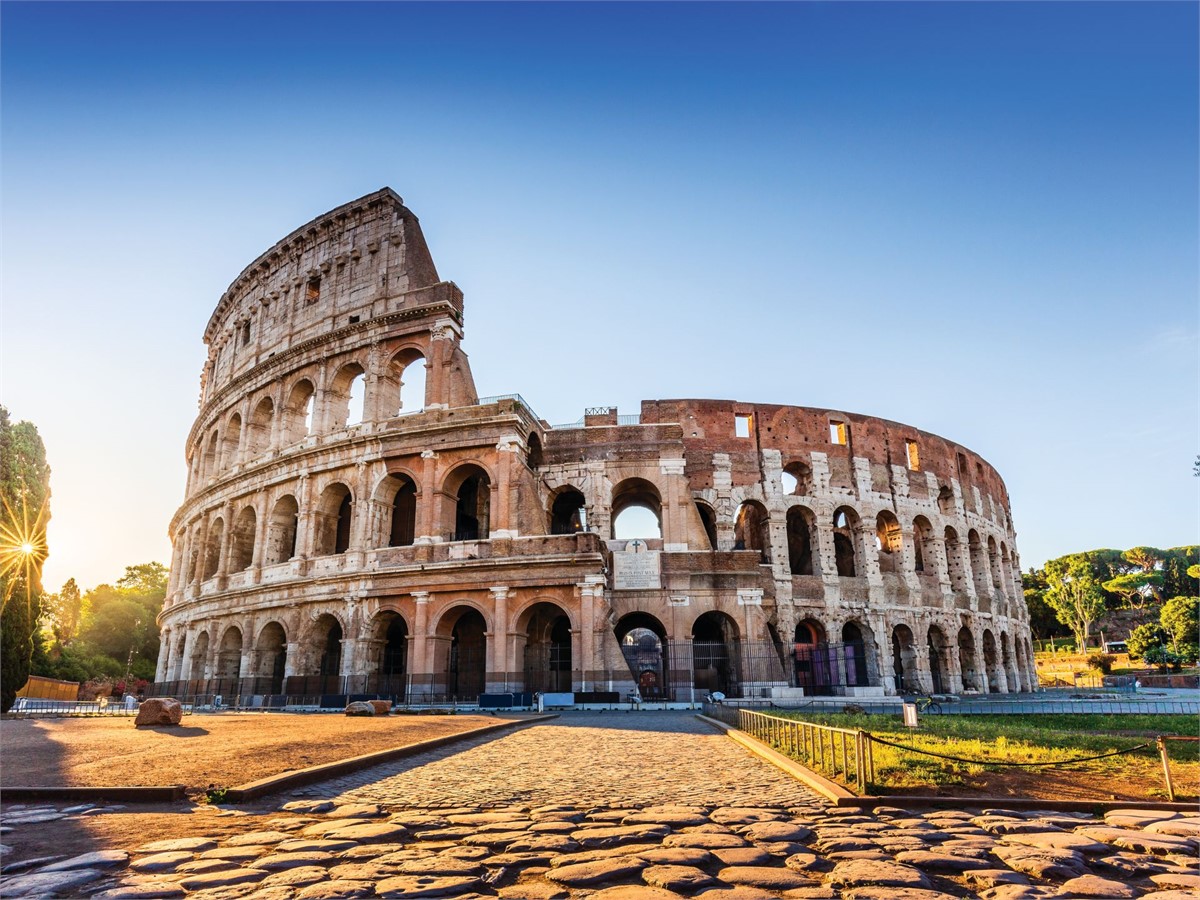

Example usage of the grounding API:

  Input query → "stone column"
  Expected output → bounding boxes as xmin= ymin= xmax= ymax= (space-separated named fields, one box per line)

xmin=660 ymin=458 xmax=687 ymax=551
xmin=491 ymin=439 xmax=520 ymax=538
xmin=416 ymin=451 xmax=440 ymax=542
xmin=155 ymin=628 xmax=171 ymax=682
xmin=489 ymin=586 xmax=510 ymax=691
xmin=411 ymin=592 xmax=432 ymax=691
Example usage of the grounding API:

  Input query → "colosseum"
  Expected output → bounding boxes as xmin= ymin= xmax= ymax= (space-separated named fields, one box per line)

xmin=154 ymin=187 xmax=1036 ymax=706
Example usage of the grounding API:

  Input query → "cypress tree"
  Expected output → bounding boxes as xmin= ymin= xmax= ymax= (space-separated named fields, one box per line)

xmin=0 ymin=406 xmax=51 ymax=712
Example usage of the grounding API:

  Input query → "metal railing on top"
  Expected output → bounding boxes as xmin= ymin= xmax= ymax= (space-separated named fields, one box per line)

xmin=475 ymin=393 xmax=541 ymax=421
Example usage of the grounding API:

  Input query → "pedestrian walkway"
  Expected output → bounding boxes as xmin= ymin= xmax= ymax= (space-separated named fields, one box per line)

xmin=305 ymin=710 xmax=822 ymax=810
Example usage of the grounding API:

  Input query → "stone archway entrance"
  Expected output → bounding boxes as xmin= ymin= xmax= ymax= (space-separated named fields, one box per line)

xmin=615 ymin=613 xmax=669 ymax=700
xmin=447 ymin=608 xmax=487 ymax=700
xmin=521 ymin=602 xmax=573 ymax=694
xmin=692 ymin=611 xmax=741 ymax=698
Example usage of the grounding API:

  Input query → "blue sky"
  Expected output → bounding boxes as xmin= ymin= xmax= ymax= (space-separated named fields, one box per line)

xmin=2 ymin=1 xmax=1196 ymax=590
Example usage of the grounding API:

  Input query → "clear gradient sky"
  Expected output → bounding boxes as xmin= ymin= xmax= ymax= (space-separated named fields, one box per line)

xmin=2 ymin=2 xmax=1196 ymax=591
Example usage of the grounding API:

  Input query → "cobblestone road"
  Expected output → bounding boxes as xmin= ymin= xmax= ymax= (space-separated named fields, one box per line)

xmin=2 ymin=711 xmax=1197 ymax=899
xmin=305 ymin=711 xmax=822 ymax=810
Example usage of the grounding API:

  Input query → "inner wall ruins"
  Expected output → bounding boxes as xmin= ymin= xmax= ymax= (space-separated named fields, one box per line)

xmin=155 ymin=187 xmax=1035 ymax=704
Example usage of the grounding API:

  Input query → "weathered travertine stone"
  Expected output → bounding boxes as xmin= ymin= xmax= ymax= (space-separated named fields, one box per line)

xmin=545 ymin=856 xmax=648 ymax=885
xmin=134 ymin=698 xmax=182 ymax=727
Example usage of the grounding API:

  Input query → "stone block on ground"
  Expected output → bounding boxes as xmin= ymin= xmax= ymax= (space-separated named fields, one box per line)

xmin=344 ymin=701 xmax=375 ymax=717
xmin=369 ymin=700 xmax=393 ymax=715
xmin=134 ymin=698 xmax=183 ymax=727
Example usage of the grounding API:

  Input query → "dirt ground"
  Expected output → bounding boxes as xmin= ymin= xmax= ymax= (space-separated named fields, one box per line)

xmin=0 ymin=711 xmax=496 ymax=795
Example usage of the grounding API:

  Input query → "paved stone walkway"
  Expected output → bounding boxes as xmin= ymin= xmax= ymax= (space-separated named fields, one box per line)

xmin=1 ymin=712 xmax=1197 ymax=899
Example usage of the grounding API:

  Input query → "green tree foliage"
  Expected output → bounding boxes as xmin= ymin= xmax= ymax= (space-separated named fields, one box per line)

xmin=1044 ymin=555 xmax=1106 ymax=652
xmin=0 ymin=406 xmax=52 ymax=712
xmin=1102 ymin=570 xmax=1164 ymax=611
xmin=1159 ymin=595 xmax=1199 ymax=652
xmin=42 ymin=577 xmax=83 ymax=648
xmin=1021 ymin=568 xmax=1066 ymax=642
xmin=1127 ymin=622 xmax=1170 ymax=660
xmin=32 ymin=563 xmax=167 ymax=686
xmin=1161 ymin=546 xmax=1199 ymax=598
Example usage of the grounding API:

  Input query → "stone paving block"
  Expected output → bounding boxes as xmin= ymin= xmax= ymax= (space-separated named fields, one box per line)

xmin=663 ymin=832 xmax=748 ymax=849
xmin=137 ymin=837 xmax=218 ymax=854
xmin=129 ymin=851 xmax=194 ymax=873
xmin=178 ymin=867 xmax=270 ymax=890
xmin=642 ymin=862 xmax=717 ymax=891
xmin=258 ymin=864 xmax=330 ymax=887
xmin=252 ymin=850 xmax=335 ymax=870
xmin=198 ymin=846 xmax=268 ymax=861
xmin=88 ymin=881 xmax=188 ymax=899
xmin=224 ymin=831 xmax=293 ymax=847
xmin=1055 ymin=873 xmax=1141 ymax=898
xmin=39 ymin=848 xmax=129 ymax=871
xmin=718 ymin=864 xmax=817 ymax=890
xmin=295 ymin=879 xmax=376 ymax=899
xmin=496 ymin=883 xmax=568 ymax=899
xmin=712 ymin=846 xmax=773 ymax=866
xmin=1001 ymin=832 xmax=1109 ymax=854
xmin=0 ymin=868 xmax=107 ymax=897
xmin=324 ymin=822 xmax=411 ymax=843
xmin=842 ymin=889 xmax=962 ymax=900
xmin=894 ymin=849 xmax=996 ymax=871
xmin=1150 ymin=872 xmax=1200 ymax=889
xmin=826 ymin=859 xmax=932 ymax=889
xmin=374 ymin=873 xmax=484 ymax=897
xmin=545 ymin=855 xmax=649 ymax=885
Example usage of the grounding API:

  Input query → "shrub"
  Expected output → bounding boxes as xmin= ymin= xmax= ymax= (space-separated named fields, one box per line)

xmin=1086 ymin=652 xmax=1116 ymax=674
xmin=1127 ymin=623 xmax=1170 ymax=660
xmin=1143 ymin=645 xmax=1185 ymax=672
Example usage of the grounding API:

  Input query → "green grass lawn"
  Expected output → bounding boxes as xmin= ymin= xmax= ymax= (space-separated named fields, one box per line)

xmin=767 ymin=711 xmax=1198 ymax=792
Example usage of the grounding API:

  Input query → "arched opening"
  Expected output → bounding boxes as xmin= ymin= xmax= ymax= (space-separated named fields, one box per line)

xmin=189 ymin=631 xmax=210 ymax=681
xmin=842 ymin=621 xmax=870 ymax=687
xmin=944 ymin=527 xmax=968 ymax=592
xmin=216 ymin=627 xmax=243 ymax=680
xmin=793 ymin=619 xmax=829 ymax=693
xmin=230 ymin=506 xmax=257 ymax=572
xmin=248 ymin=396 xmax=274 ymax=456
xmin=1001 ymin=631 xmax=1018 ymax=693
xmin=254 ymin=622 xmax=287 ymax=694
xmin=203 ymin=431 xmax=219 ymax=480
xmin=692 ymin=611 xmax=741 ymax=697
xmin=786 ymin=506 xmax=819 ymax=575
xmin=390 ymin=349 xmax=426 ymax=416
xmin=221 ymin=414 xmax=242 ymax=470
xmin=833 ymin=507 xmax=858 ymax=577
xmin=526 ymin=433 xmax=543 ymax=469
xmin=1000 ymin=542 xmax=1013 ymax=597
xmin=203 ymin=518 xmax=224 ymax=580
xmin=376 ymin=473 xmax=418 ymax=547
xmin=1012 ymin=634 xmax=1027 ymax=692
xmin=695 ymin=501 xmax=718 ymax=551
xmin=550 ymin=487 xmax=587 ymax=535
xmin=988 ymin=536 xmax=1004 ymax=595
xmin=520 ymin=602 xmax=572 ymax=693
xmin=283 ymin=379 xmax=316 ymax=443
xmin=328 ymin=363 xmax=367 ymax=428
xmin=927 ymin=625 xmax=950 ymax=694
xmin=891 ymin=624 xmax=919 ymax=694
xmin=611 ymin=478 xmax=662 ymax=540
xmin=937 ymin=485 xmax=955 ymax=516
xmin=958 ymin=626 xmax=980 ymax=691
xmin=314 ymin=483 xmax=353 ymax=556
xmin=876 ymin=511 xmax=902 ymax=574
xmin=782 ymin=461 xmax=812 ymax=496
xmin=444 ymin=607 xmax=487 ymax=700
xmin=266 ymin=495 xmax=299 ymax=564
xmin=615 ymin=612 xmax=669 ymax=700
xmin=913 ymin=516 xmax=934 ymax=574
xmin=982 ymin=629 xmax=1002 ymax=693
xmin=451 ymin=466 xmax=490 ymax=541
xmin=968 ymin=530 xmax=991 ymax=595
xmin=733 ymin=500 xmax=770 ymax=563
xmin=373 ymin=611 xmax=408 ymax=698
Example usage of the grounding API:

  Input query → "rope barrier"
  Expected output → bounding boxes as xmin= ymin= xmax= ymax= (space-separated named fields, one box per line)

xmin=865 ymin=733 xmax=1156 ymax=768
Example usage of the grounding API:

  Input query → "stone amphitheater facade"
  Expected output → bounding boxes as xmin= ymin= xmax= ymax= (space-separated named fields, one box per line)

xmin=155 ymin=187 xmax=1035 ymax=703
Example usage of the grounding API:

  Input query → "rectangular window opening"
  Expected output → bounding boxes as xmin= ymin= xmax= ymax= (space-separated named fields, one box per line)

xmin=735 ymin=414 xmax=752 ymax=438
xmin=906 ymin=440 xmax=920 ymax=471
xmin=240 ymin=322 xmax=251 ymax=347
xmin=306 ymin=278 xmax=321 ymax=303
xmin=829 ymin=421 xmax=847 ymax=445
xmin=349 ymin=315 xmax=360 ymax=324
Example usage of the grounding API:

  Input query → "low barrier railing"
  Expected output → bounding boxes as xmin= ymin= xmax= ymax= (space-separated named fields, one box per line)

xmin=706 ymin=705 xmax=1194 ymax=799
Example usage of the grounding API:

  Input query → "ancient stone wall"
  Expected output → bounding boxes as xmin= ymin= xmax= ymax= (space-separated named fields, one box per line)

xmin=156 ymin=189 xmax=1035 ymax=702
